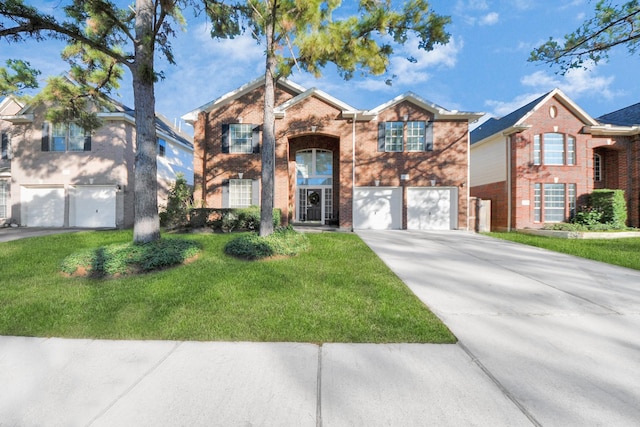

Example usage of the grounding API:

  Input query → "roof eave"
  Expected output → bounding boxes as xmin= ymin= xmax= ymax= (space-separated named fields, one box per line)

xmin=0 ymin=114 xmax=34 ymax=123
xmin=585 ymin=125 xmax=640 ymax=136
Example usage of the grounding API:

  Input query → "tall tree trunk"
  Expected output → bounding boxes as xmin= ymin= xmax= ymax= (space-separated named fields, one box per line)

xmin=132 ymin=0 xmax=160 ymax=243
xmin=260 ymin=17 xmax=277 ymax=237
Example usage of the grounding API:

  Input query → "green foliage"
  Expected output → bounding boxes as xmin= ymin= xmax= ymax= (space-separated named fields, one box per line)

xmin=591 ymin=189 xmax=627 ymax=229
xmin=224 ymin=226 xmax=309 ymax=260
xmin=530 ymin=1 xmax=640 ymax=72
xmin=0 ymin=59 xmax=40 ymax=97
xmin=60 ymin=237 xmax=200 ymax=277
xmin=208 ymin=207 xmax=282 ymax=232
xmin=160 ymin=173 xmax=193 ymax=230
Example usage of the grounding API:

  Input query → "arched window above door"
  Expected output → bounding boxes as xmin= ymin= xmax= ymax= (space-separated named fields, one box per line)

xmin=296 ymin=149 xmax=333 ymax=186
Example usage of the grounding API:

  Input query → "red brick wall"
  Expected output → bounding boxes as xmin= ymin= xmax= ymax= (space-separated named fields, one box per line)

xmin=508 ymin=97 xmax=610 ymax=229
xmin=470 ymin=181 xmax=508 ymax=230
xmin=193 ymin=87 xmax=472 ymax=230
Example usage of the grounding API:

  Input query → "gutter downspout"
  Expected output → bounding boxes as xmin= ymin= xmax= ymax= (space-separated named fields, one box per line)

xmin=466 ymin=128 xmax=471 ymax=231
xmin=351 ymin=112 xmax=357 ymax=231
xmin=507 ymin=135 xmax=512 ymax=232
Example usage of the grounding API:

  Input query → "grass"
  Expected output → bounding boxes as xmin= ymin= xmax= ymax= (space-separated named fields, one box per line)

xmin=489 ymin=232 xmax=640 ymax=271
xmin=0 ymin=230 xmax=454 ymax=343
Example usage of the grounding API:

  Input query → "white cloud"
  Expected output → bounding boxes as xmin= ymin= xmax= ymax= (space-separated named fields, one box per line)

xmin=484 ymin=62 xmax=618 ymax=117
xmin=352 ymin=36 xmax=463 ymax=91
xmin=485 ymin=93 xmax=545 ymax=117
xmin=479 ymin=12 xmax=500 ymax=26
xmin=521 ymin=65 xmax=616 ymax=99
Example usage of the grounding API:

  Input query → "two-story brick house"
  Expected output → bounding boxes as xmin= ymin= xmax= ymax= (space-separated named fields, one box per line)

xmin=470 ymin=88 xmax=639 ymax=231
xmin=183 ymin=77 xmax=482 ymax=230
xmin=0 ymin=94 xmax=193 ymax=228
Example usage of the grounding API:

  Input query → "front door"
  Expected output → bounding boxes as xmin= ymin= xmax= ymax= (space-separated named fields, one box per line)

xmin=306 ymin=189 xmax=322 ymax=221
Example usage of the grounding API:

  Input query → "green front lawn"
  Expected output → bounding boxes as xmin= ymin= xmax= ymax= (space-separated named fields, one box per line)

xmin=0 ymin=230 xmax=454 ymax=343
xmin=489 ymin=232 xmax=640 ymax=271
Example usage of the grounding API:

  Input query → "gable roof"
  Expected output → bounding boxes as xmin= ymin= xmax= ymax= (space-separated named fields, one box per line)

xmin=0 ymin=88 xmax=192 ymax=150
xmin=597 ymin=102 xmax=640 ymax=126
xmin=470 ymin=88 xmax=599 ymax=145
xmin=181 ymin=77 xmax=307 ymax=124
xmin=273 ymin=87 xmax=358 ymax=118
xmin=366 ymin=92 xmax=483 ymax=121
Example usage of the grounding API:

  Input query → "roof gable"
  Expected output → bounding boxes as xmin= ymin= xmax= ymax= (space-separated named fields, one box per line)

xmin=366 ymin=91 xmax=483 ymax=121
xmin=471 ymin=88 xmax=599 ymax=145
xmin=181 ymin=77 xmax=307 ymax=124
xmin=274 ymin=87 xmax=357 ymax=118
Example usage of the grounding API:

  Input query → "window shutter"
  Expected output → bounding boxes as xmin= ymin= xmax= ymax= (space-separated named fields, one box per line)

xmin=84 ymin=134 xmax=92 ymax=151
xmin=221 ymin=124 xmax=230 ymax=153
xmin=425 ymin=122 xmax=433 ymax=151
xmin=252 ymin=125 xmax=261 ymax=154
xmin=41 ymin=122 xmax=50 ymax=151
xmin=221 ymin=179 xmax=230 ymax=208
xmin=1 ymin=133 xmax=8 ymax=159
xmin=251 ymin=179 xmax=260 ymax=206
xmin=378 ymin=122 xmax=386 ymax=152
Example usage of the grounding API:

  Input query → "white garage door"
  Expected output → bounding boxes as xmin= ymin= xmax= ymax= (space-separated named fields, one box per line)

xmin=407 ymin=187 xmax=458 ymax=230
xmin=70 ymin=186 xmax=116 ymax=228
xmin=21 ymin=187 xmax=65 ymax=227
xmin=353 ymin=187 xmax=402 ymax=230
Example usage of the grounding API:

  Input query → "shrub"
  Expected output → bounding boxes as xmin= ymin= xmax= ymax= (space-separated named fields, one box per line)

xmin=206 ymin=207 xmax=282 ymax=233
xmin=61 ymin=238 xmax=200 ymax=277
xmin=160 ymin=174 xmax=193 ymax=230
xmin=572 ymin=207 xmax=604 ymax=228
xmin=224 ymin=227 xmax=309 ymax=260
xmin=591 ymin=189 xmax=627 ymax=229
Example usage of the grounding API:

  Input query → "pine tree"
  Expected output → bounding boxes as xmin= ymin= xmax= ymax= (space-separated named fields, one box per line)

xmin=208 ymin=0 xmax=450 ymax=236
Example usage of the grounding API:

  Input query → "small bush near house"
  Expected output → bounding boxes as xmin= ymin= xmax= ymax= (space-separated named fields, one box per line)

xmin=224 ymin=226 xmax=309 ymax=260
xmin=591 ymin=189 xmax=627 ymax=229
xmin=546 ymin=189 xmax=630 ymax=231
xmin=207 ymin=207 xmax=281 ymax=232
xmin=159 ymin=174 xmax=193 ymax=230
xmin=61 ymin=238 xmax=200 ymax=278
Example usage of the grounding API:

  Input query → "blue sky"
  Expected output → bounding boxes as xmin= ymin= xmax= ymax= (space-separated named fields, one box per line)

xmin=3 ymin=1 xmax=640 ymax=135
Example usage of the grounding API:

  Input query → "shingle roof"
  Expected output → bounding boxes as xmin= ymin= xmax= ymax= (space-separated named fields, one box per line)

xmin=470 ymin=92 xmax=549 ymax=144
xmin=597 ymin=102 xmax=640 ymax=126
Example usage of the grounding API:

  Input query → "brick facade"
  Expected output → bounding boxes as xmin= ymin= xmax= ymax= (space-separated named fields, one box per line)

xmin=189 ymin=79 xmax=479 ymax=230
xmin=471 ymin=89 xmax=640 ymax=230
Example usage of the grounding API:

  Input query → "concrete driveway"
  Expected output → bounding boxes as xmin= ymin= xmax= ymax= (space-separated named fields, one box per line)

xmin=357 ymin=230 xmax=640 ymax=427
xmin=0 ymin=227 xmax=84 ymax=243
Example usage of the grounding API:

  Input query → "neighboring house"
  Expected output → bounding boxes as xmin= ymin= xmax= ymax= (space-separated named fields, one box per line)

xmin=0 ymin=93 xmax=193 ymax=228
xmin=183 ymin=77 xmax=482 ymax=230
xmin=470 ymin=88 xmax=639 ymax=231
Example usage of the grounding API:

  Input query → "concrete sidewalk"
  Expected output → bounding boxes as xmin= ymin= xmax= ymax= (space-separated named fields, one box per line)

xmin=0 ymin=336 xmax=532 ymax=426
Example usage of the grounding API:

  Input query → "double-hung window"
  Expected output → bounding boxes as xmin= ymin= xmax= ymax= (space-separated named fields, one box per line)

xmin=158 ymin=138 xmax=166 ymax=157
xmin=221 ymin=124 xmax=260 ymax=154
xmin=229 ymin=179 xmax=252 ymax=208
xmin=384 ymin=122 xmax=404 ymax=152
xmin=0 ymin=180 xmax=7 ymax=218
xmin=533 ymin=133 xmax=576 ymax=165
xmin=533 ymin=183 xmax=577 ymax=222
xmin=378 ymin=121 xmax=432 ymax=152
xmin=1 ymin=133 xmax=9 ymax=159
xmin=42 ymin=122 xmax=91 ymax=152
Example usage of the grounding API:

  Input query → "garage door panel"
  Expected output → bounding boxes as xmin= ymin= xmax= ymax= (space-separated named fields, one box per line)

xmin=354 ymin=187 xmax=402 ymax=230
xmin=71 ymin=186 xmax=116 ymax=228
xmin=22 ymin=187 xmax=65 ymax=227
xmin=407 ymin=188 xmax=457 ymax=230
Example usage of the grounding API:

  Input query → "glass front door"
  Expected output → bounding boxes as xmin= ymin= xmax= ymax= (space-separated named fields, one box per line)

xmin=296 ymin=149 xmax=333 ymax=223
